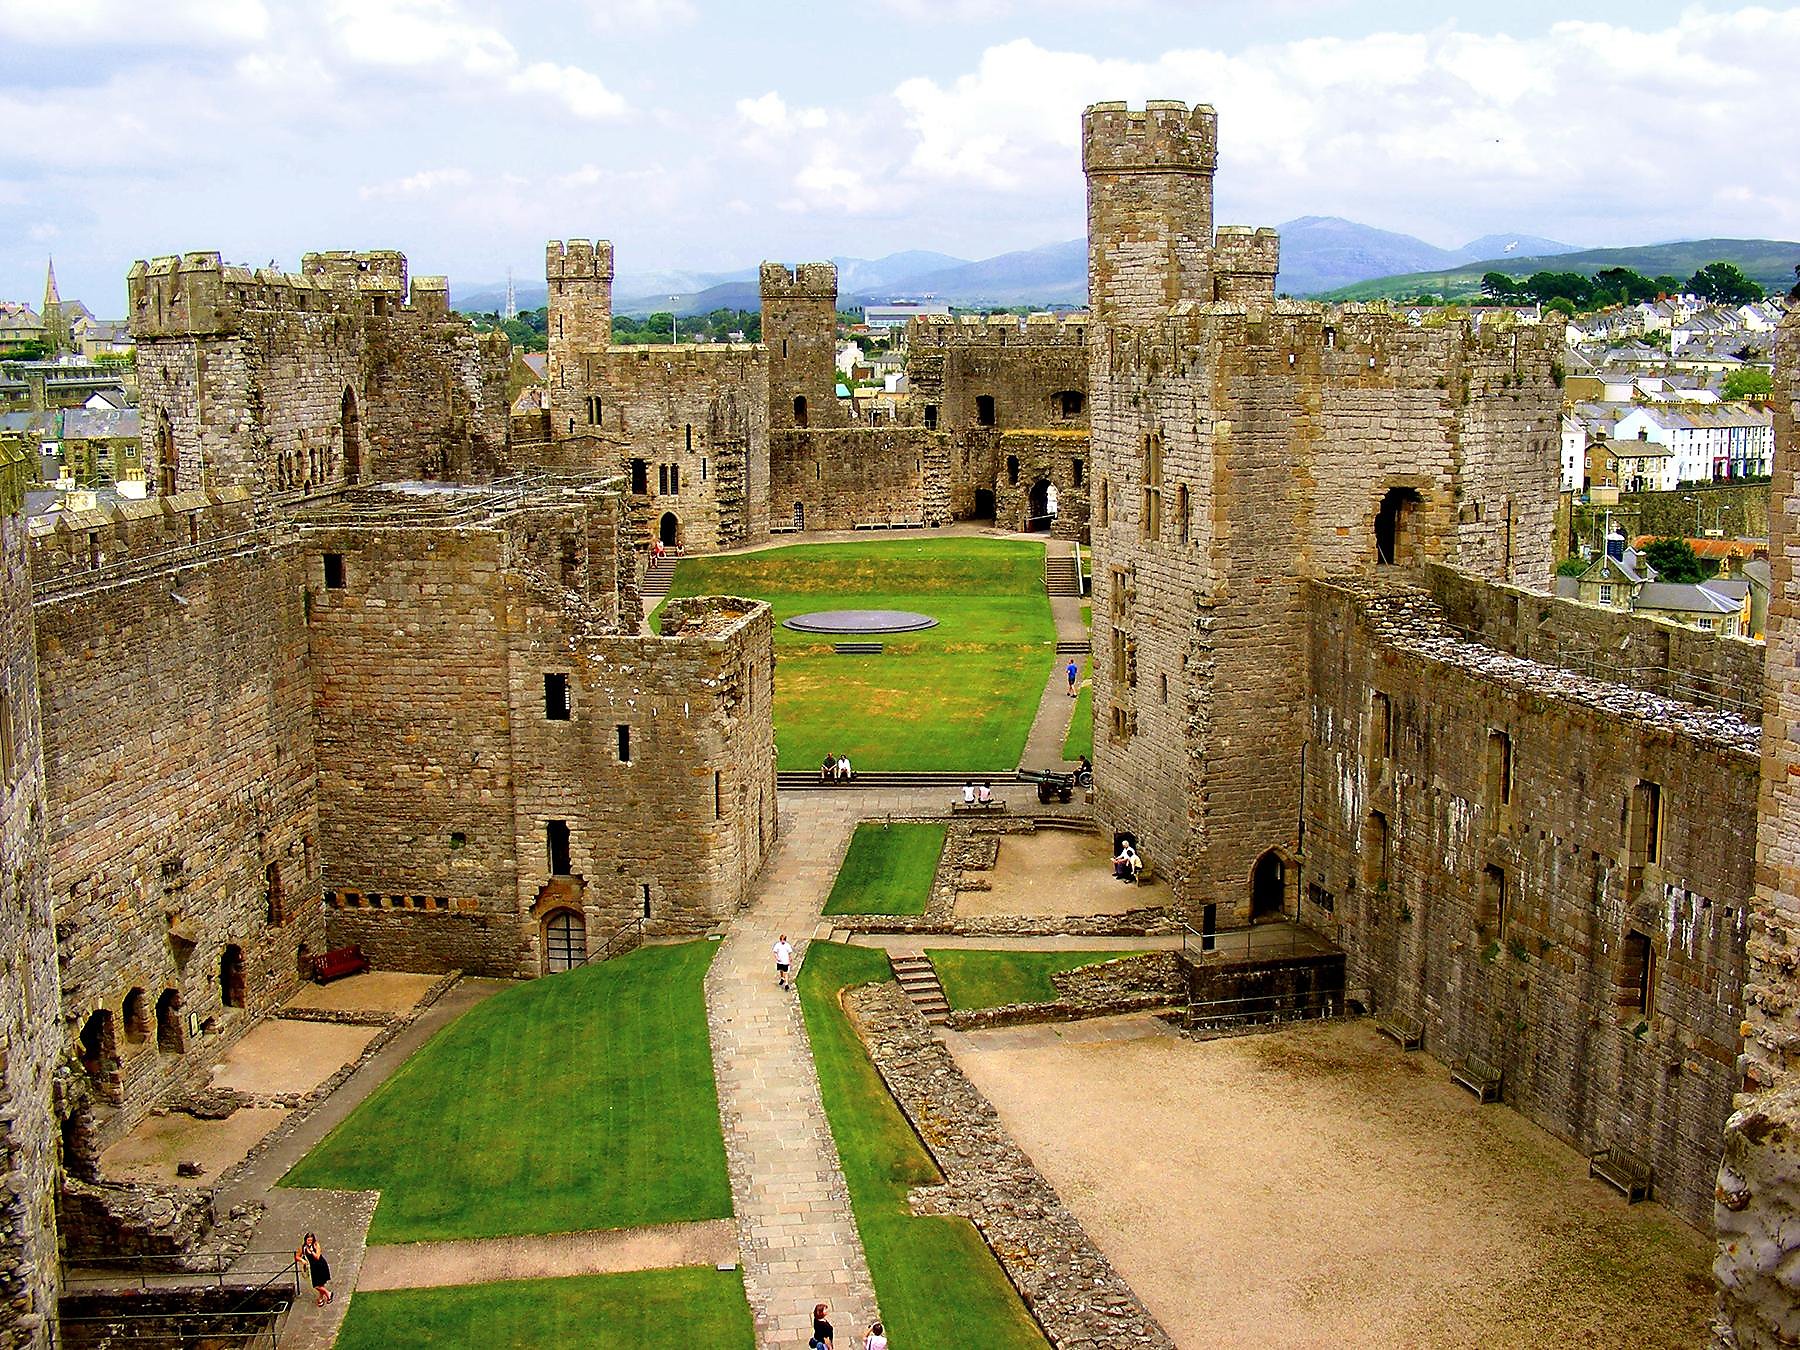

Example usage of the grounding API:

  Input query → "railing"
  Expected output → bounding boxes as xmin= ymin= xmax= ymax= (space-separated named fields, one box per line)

xmin=1181 ymin=988 xmax=1337 ymax=1034
xmin=1177 ymin=920 xmax=1337 ymax=963
xmin=1071 ymin=540 xmax=1086 ymax=595
xmin=563 ymin=915 xmax=647 ymax=973
xmin=61 ymin=1250 xmax=302 ymax=1293
xmin=58 ymin=1250 xmax=302 ymax=1348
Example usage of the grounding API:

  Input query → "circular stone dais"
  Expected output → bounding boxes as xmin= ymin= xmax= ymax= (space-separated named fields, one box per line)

xmin=781 ymin=609 xmax=939 ymax=634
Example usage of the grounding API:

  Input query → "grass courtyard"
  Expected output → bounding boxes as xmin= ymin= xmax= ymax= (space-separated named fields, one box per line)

xmin=927 ymin=949 xmax=1147 ymax=1011
xmin=662 ymin=538 xmax=1054 ymax=771
xmin=822 ymin=823 xmax=945 ymax=916
xmin=798 ymin=942 xmax=1047 ymax=1349
xmin=282 ymin=942 xmax=730 ymax=1244
xmin=335 ymin=1268 xmax=754 ymax=1350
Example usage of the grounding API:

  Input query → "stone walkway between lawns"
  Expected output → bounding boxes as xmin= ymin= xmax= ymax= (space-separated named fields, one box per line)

xmin=356 ymin=1219 xmax=739 ymax=1292
xmin=1019 ymin=537 xmax=1091 ymax=772
xmin=709 ymin=790 xmax=943 ymax=1347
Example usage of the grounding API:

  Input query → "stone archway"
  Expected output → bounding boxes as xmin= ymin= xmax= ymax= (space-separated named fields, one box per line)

xmin=1027 ymin=479 xmax=1054 ymax=531
xmin=1251 ymin=849 xmax=1286 ymax=922
xmin=1375 ymin=486 xmax=1423 ymax=566
xmin=543 ymin=909 xmax=587 ymax=973
xmin=341 ymin=387 xmax=362 ymax=484
xmin=659 ymin=512 xmax=680 ymax=548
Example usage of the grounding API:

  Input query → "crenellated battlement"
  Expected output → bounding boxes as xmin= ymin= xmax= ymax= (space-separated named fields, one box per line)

xmin=1211 ymin=226 xmax=1280 ymax=303
xmin=907 ymin=312 xmax=1089 ymax=349
xmin=547 ymin=239 xmax=615 ymax=282
xmin=1082 ymin=99 xmax=1218 ymax=176
xmin=27 ymin=486 xmax=261 ymax=590
xmin=129 ymin=249 xmax=450 ymax=340
xmin=759 ymin=262 xmax=838 ymax=302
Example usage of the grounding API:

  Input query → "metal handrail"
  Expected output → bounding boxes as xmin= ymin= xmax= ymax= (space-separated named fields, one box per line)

xmin=1182 ymin=988 xmax=1337 ymax=1033
xmin=1178 ymin=920 xmax=1333 ymax=962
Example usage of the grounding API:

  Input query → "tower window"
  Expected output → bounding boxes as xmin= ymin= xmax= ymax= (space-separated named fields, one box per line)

xmin=544 ymin=673 xmax=571 ymax=720
xmin=546 ymin=820 xmax=572 ymax=876
xmin=976 ymin=394 xmax=996 ymax=427
xmin=617 ymin=724 xmax=632 ymax=763
xmin=323 ymin=553 xmax=346 ymax=589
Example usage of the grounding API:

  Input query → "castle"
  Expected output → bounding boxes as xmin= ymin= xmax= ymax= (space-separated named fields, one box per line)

xmin=0 ymin=98 xmax=1791 ymax=1347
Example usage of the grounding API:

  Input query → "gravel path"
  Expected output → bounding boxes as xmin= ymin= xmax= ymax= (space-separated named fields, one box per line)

xmin=356 ymin=1220 xmax=739 ymax=1291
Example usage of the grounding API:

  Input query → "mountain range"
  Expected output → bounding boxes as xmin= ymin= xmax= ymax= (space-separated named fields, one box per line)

xmin=452 ymin=219 xmax=1788 ymax=314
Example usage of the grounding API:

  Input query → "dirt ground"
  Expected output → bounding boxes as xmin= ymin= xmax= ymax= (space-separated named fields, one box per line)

xmin=955 ymin=828 xmax=1174 ymax=916
xmin=208 ymin=1019 xmax=381 ymax=1096
xmin=100 ymin=1106 xmax=290 ymax=1186
xmin=948 ymin=1017 xmax=1714 ymax=1349
xmin=285 ymin=971 xmax=441 ymax=1015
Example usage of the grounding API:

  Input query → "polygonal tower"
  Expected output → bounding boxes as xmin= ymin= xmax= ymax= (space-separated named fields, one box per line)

xmin=760 ymin=262 xmax=840 ymax=430
xmin=546 ymin=239 xmax=614 ymax=439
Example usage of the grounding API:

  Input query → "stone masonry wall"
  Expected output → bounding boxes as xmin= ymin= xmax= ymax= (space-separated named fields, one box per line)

xmin=0 ymin=506 xmax=60 ymax=1348
xmin=993 ymin=430 xmax=1091 ymax=540
xmin=761 ymin=263 xmax=845 ymax=432
xmin=768 ymin=428 xmax=947 ymax=531
xmin=32 ymin=501 xmax=323 ymax=1158
xmin=1301 ymin=577 xmax=1754 ymax=1228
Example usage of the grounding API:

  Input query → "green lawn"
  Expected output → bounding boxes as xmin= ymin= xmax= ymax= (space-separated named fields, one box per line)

xmin=334 ymin=1268 xmax=753 ymax=1350
xmin=282 ymin=942 xmax=731 ymax=1244
xmin=1062 ymin=682 xmax=1092 ymax=761
xmin=926 ymin=949 xmax=1147 ymax=1011
xmin=823 ymin=823 xmax=945 ymax=916
xmin=798 ymin=943 xmax=1046 ymax=1350
xmin=662 ymin=539 xmax=1054 ymax=771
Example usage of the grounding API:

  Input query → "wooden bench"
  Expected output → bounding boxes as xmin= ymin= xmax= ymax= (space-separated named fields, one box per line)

xmin=310 ymin=945 xmax=369 ymax=985
xmin=951 ymin=799 xmax=1007 ymax=814
xmin=769 ymin=524 xmax=801 ymax=534
xmin=1375 ymin=1012 xmax=1424 ymax=1050
xmin=1588 ymin=1145 xmax=1653 ymax=1203
xmin=833 ymin=641 xmax=883 ymax=655
xmin=1451 ymin=1053 xmax=1502 ymax=1103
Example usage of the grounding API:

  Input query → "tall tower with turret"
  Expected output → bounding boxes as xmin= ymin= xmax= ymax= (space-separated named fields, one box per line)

xmin=546 ymin=239 xmax=614 ymax=440
xmin=760 ymin=262 xmax=841 ymax=430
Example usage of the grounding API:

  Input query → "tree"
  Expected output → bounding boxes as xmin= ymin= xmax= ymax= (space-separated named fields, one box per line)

xmin=1686 ymin=261 xmax=1763 ymax=305
xmin=1481 ymin=271 xmax=1523 ymax=302
xmin=1526 ymin=270 xmax=1594 ymax=307
xmin=1555 ymin=555 xmax=1589 ymax=578
xmin=1642 ymin=537 xmax=1707 ymax=584
xmin=1594 ymin=267 xmax=1658 ymax=305
xmin=1722 ymin=368 xmax=1774 ymax=400
xmin=1544 ymin=296 xmax=1577 ymax=317
xmin=1653 ymin=275 xmax=1685 ymax=296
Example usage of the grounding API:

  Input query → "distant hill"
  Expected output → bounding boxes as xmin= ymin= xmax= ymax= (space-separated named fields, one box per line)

xmin=1273 ymin=217 xmax=1577 ymax=296
xmin=843 ymin=239 xmax=1088 ymax=310
xmin=1321 ymin=238 xmax=1800 ymax=302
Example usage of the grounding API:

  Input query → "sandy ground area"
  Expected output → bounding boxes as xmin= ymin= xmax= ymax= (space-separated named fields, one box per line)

xmin=356 ymin=1219 xmax=740 ymax=1291
xmin=955 ymin=828 xmax=1173 ymax=916
xmin=100 ymin=1107 xmax=290 ymax=1186
xmin=949 ymin=1017 xmax=1713 ymax=1349
xmin=208 ymin=1020 xmax=381 ymax=1096
xmin=285 ymin=971 xmax=441 ymax=1015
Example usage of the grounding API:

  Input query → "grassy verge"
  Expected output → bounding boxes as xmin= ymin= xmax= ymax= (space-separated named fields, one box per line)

xmin=283 ymin=942 xmax=730 ymax=1243
xmin=1062 ymin=682 xmax=1092 ymax=761
xmin=823 ymin=823 xmax=945 ymax=916
xmin=799 ymin=942 xmax=1046 ymax=1350
xmin=334 ymin=1267 xmax=753 ymax=1350
xmin=926 ymin=949 xmax=1148 ymax=1011
xmin=663 ymin=539 xmax=1053 ymax=771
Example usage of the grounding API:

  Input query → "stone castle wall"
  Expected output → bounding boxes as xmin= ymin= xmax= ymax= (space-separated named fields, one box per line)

xmin=31 ymin=495 xmax=324 ymax=1157
xmin=768 ymin=427 xmax=948 ymax=531
xmin=0 ymin=501 xmax=61 ymax=1347
xmin=1302 ymin=578 xmax=1755 ymax=1227
xmin=993 ymin=431 xmax=1090 ymax=539
xmin=761 ymin=262 xmax=845 ymax=432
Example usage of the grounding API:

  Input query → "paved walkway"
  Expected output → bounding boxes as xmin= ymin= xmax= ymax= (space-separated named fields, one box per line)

xmin=356 ymin=1219 xmax=738 ymax=1292
xmin=1020 ymin=538 xmax=1091 ymax=771
xmin=708 ymin=791 xmax=941 ymax=1347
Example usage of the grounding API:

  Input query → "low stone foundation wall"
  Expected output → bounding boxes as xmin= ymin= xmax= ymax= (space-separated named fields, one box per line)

xmin=836 ymin=909 xmax=1181 ymax=938
xmin=947 ymin=951 xmax=1185 ymax=1030
xmin=58 ymin=1179 xmax=261 ymax=1268
xmin=1714 ymin=1081 xmax=1800 ymax=1350
xmin=847 ymin=981 xmax=1174 ymax=1348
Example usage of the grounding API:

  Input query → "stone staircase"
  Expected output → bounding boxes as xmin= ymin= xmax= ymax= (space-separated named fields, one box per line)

xmin=777 ymin=770 xmax=985 ymax=791
xmin=889 ymin=952 xmax=950 ymax=1025
xmin=641 ymin=555 xmax=677 ymax=600
xmin=1044 ymin=553 xmax=1081 ymax=597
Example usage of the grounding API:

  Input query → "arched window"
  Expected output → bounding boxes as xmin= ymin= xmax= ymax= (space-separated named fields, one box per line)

xmin=220 ymin=945 xmax=246 ymax=1010
xmin=156 ymin=415 xmax=177 ymax=497
xmin=586 ymin=394 xmax=602 ymax=425
xmin=341 ymin=387 xmax=362 ymax=484
xmin=1006 ymin=455 xmax=1020 ymax=486
xmin=122 ymin=988 xmax=150 ymax=1045
xmin=793 ymin=395 xmax=809 ymax=427
xmin=156 ymin=990 xmax=184 ymax=1054
xmin=78 ymin=1010 xmax=119 ymax=1098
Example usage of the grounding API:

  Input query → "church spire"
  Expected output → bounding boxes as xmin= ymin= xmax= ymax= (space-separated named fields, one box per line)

xmin=40 ymin=257 xmax=67 ymax=356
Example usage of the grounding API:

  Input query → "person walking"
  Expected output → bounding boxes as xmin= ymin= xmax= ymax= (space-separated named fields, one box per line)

xmin=296 ymin=1233 xmax=331 ymax=1306
xmin=773 ymin=934 xmax=794 ymax=990
xmin=1066 ymin=658 xmax=1079 ymax=696
xmin=810 ymin=1302 xmax=835 ymax=1349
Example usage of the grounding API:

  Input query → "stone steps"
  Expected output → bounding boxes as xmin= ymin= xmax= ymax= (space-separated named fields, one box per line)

xmin=889 ymin=953 xmax=950 ymax=1024
xmin=777 ymin=770 xmax=991 ymax=790
xmin=640 ymin=557 xmax=678 ymax=599
xmin=1044 ymin=556 xmax=1081 ymax=597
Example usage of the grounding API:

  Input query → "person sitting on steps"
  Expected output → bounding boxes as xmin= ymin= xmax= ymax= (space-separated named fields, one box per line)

xmin=963 ymin=781 xmax=977 ymax=804
xmin=821 ymin=753 xmax=837 ymax=783
xmin=1113 ymin=841 xmax=1140 ymax=882
xmin=977 ymin=781 xmax=993 ymax=804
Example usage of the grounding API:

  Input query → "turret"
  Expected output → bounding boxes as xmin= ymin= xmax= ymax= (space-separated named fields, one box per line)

xmin=1082 ymin=100 xmax=1219 ymax=323
xmin=546 ymin=239 xmax=615 ymax=438
xmin=1211 ymin=226 xmax=1280 ymax=305
xmin=760 ymin=262 xmax=840 ymax=430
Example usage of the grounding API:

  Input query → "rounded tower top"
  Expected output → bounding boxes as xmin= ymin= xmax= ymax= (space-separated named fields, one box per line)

xmin=1082 ymin=100 xmax=1218 ymax=175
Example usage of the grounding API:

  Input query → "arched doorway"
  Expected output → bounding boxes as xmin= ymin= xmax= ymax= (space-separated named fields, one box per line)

xmin=341 ymin=387 xmax=362 ymax=484
xmin=219 ymin=944 xmax=246 ymax=1009
xmin=1375 ymin=487 xmax=1423 ymax=566
xmin=793 ymin=395 xmax=809 ymax=427
xmin=658 ymin=512 xmax=680 ymax=549
xmin=156 ymin=989 xmax=184 ymax=1054
xmin=156 ymin=415 xmax=177 ymax=496
xmin=1027 ymin=479 xmax=1054 ymax=530
xmin=78 ymin=1010 xmax=118 ymax=1100
xmin=1251 ymin=850 xmax=1286 ymax=922
xmin=972 ymin=489 xmax=995 ymax=521
xmin=543 ymin=909 xmax=587 ymax=973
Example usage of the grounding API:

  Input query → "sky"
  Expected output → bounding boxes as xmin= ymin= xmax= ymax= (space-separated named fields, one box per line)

xmin=2 ymin=0 xmax=1797 ymax=312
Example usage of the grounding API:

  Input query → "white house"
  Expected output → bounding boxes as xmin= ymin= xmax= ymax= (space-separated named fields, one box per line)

xmin=1560 ymin=412 xmax=1585 ymax=493
xmin=1612 ymin=402 xmax=1773 ymax=483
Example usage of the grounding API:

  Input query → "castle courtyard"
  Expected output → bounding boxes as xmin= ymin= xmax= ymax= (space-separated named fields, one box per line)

xmin=949 ymin=1015 xmax=1716 ymax=1348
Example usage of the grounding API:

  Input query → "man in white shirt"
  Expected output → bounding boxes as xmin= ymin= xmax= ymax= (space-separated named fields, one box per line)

xmin=773 ymin=934 xmax=794 ymax=989
xmin=963 ymin=782 xmax=976 ymax=804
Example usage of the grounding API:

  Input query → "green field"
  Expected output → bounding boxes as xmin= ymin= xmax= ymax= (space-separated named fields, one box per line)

xmin=798 ymin=943 xmax=1047 ymax=1349
xmin=663 ymin=538 xmax=1054 ymax=771
xmin=335 ymin=1268 xmax=753 ymax=1350
xmin=926 ymin=949 xmax=1146 ymax=1011
xmin=283 ymin=942 xmax=730 ymax=1243
xmin=823 ymin=823 xmax=945 ymax=916
xmin=1062 ymin=682 xmax=1092 ymax=761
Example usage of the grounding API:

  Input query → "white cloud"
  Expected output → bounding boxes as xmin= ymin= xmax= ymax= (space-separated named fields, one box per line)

xmin=736 ymin=91 xmax=828 ymax=135
xmin=359 ymin=167 xmax=473 ymax=200
xmin=509 ymin=61 xmax=626 ymax=118
xmin=0 ymin=0 xmax=269 ymax=47
xmin=582 ymin=0 xmax=696 ymax=29
xmin=788 ymin=149 xmax=880 ymax=214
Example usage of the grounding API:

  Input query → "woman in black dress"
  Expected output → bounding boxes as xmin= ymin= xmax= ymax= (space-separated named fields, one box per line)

xmin=297 ymin=1233 xmax=332 ymax=1306
xmin=810 ymin=1301 xmax=834 ymax=1348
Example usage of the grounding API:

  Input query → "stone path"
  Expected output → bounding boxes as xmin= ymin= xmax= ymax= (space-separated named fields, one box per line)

xmin=1020 ymin=540 xmax=1091 ymax=771
xmin=356 ymin=1219 xmax=738 ymax=1292
xmin=707 ymin=791 xmax=939 ymax=1347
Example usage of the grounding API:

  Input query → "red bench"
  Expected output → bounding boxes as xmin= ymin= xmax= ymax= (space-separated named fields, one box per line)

xmin=310 ymin=946 xmax=370 ymax=984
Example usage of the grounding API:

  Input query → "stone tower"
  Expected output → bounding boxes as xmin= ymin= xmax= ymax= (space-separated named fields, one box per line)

xmin=546 ymin=239 xmax=613 ymax=440
xmin=760 ymin=262 xmax=840 ymax=430
xmin=1082 ymin=100 xmax=1561 ymax=923
xmin=0 ymin=442 xmax=62 ymax=1347
xmin=1716 ymin=306 xmax=1800 ymax=1348
xmin=1082 ymin=101 xmax=1218 ymax=324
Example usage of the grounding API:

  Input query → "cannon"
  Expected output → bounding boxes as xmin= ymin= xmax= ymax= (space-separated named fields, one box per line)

xmin=1017 ymin=759 xmax=1093 ymax=803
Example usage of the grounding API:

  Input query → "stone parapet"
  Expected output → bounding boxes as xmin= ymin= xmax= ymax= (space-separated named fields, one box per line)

xmin=906 ymin=312 xmax=1089 ymax=349
xmin=757 ymin=261 xmax=837 ymax=301
xmin=546 ymin=239 xmax=615 ymax=282
xmin=1082 ymin=99 xmax=1218 ymax=175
